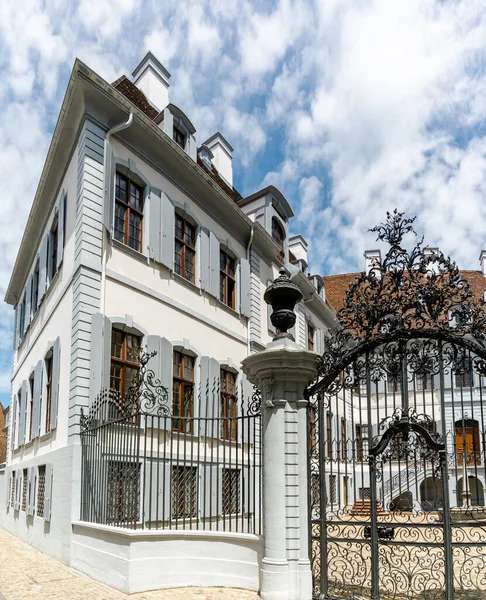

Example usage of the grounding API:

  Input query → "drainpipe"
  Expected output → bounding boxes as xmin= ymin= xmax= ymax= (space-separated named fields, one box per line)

xmin=246 ymin=224 xmax=255 ymax=357
xmin=101 ymin=109 xmax=134 ymax=315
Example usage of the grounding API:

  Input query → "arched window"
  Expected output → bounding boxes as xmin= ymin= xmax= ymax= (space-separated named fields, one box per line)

xmin=272 ymin=217 xmax=285 ymax=251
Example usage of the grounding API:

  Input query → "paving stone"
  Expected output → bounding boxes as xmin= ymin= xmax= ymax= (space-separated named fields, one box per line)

xmin=0 ymin=527 xmax=260 ymax=600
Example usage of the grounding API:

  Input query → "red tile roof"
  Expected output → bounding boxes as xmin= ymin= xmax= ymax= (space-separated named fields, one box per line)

xmin=112 ymin=75 xmax=159 ymax=120
xmin=197 ymin=156 xmax=244 ymax=204
xmin=324 ymin=270 xmax=486 ymax=313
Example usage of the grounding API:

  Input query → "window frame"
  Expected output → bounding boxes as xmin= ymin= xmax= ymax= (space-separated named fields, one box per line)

xmin=110 ymin=328 xmax=142 ymax=400
xmin=220 ymin=368 xmax=238 ymax=441
xmin=172 ymin=350 xmax=195 ymax=433
xmin=271 ymin=217 xmax=285 ymax=251
xmin=307 ymin=323 xmax=315 ymax=351
xmin=173 ymin=125 xmax=187 ymax=149
xmin=174 ymin=214 xmax=197 ymax=284
xmin=114 ymin=171 xmax=144 ymax=253
xmin=220 ymin=249 xmax=236 ymax=310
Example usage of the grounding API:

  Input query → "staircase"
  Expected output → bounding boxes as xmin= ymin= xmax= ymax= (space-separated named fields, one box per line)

xmin=352 ymin=499 xmax=386 ymax=516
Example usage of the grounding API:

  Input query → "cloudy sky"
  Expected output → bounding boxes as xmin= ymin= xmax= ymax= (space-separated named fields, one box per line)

xmin=1 ymin=0 xmax=486 ymax=405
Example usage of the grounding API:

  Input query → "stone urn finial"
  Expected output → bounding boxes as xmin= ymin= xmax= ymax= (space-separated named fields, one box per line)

xmin=264 ymin=267 xmax=303 ymax=341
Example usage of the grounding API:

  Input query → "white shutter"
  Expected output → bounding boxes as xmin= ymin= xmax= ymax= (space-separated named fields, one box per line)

xmin=239 ymin=257 xmax=251 ymax=317
xmin=56 ymin=190 xmax=66 ymax=269
xmin=89 ymin=313 xmax=111 ymax=403
xmin=103 ymin=140 xmax=115 ymax=236
xmin=145 ymin=336 xmax=173 ymax=427
xmin=6 ymin=472 xmax=11 ymax=509
xmin=148 ymin=187 xmax=162 ymax=262
xmin=50 ymin=338 xmax=61 ymax=431
xmin=202 ymin=464 xmax=222 ymax=519
xmin=144 ymin=461 xmax=170 ymax=523
xmin=199 ymin=357 xmax=220 ymax=438
xmin=24 ymin=276 xmax=32 ymax=331
xmin=208 ymin=232 xmax=220 ymax=298
xmin=38 ymin=235 xmax=48 ymax=303
xmin=199 ymin=228 xmax=210 ymax=292
xmin=14 ymin=474 xmax=20 ymax=511
xmin=27 ymin=467 xmax=34 ymax=516
xmin=19 ymin=381 xmax=27 ymax=446
xmin=160 ymin=192 xmax=174 ymax=270
xmin=44 ymin=464 xmax=53 ymax=522
xmin=32 ymin=360 xmax=42 ymax=439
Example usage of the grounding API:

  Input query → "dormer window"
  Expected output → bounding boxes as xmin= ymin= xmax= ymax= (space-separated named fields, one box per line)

xmin=272 ymin=217 xmax=285 ymax=251
xmin=173 ymin=125 xmax=186 ymax=149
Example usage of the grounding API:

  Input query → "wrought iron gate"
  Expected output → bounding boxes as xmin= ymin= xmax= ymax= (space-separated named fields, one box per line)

xmin=307 ymin=212 xmax=486 ymax=599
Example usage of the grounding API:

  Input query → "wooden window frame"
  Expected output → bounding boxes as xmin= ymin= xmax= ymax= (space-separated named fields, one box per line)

xmin=271 ymin=217 xmax=285 ymax=251
xmin=114 ymin=172 xmax=144 ymax=253
xmin=110 ymin=329 xmax=141 ymax=399
xmin=455 ymin=357 xmax=473 ymax=388
xmin=172 ymin=350 xmax=195 ymax=433
xmin=220 ymin=250 xmax=236 ymax=310
xmin=174 ymin=214 xmax=196 ymax=284
xmin=220 ymin=368 xmax=238 ymax=441
xmin=48 ymin=220 xmax=58 ymax=282
xmin=416 ymin=372 xmax=433 ymax=391
xmin=356 ymin=424 xmax=369 ymax=461
xmin=387 ymin=373 xmax=401 ymax=393
xmin=307 ymin=323 xmax=315 ymax=351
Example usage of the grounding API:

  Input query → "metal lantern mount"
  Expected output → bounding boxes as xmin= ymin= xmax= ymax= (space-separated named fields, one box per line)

xmin=264 ymin=267 xmax=303 ymax=341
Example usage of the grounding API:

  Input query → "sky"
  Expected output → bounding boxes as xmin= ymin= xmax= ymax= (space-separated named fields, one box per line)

xmin=1 ymin=0 xmax=486 ymax=406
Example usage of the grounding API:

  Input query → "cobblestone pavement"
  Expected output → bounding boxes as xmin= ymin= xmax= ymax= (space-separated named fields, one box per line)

xmin=0 ymin=528 xmax=260 ymax=600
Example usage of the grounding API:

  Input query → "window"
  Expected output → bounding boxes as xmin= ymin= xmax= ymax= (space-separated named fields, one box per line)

xmin=272 ymin=217 xmax=285 ymax=251
xmin=107 ymin=461 xmax=141 ymax=525
xmin=173 ymin=351 xmax=195 ymax=433
xmin=173 ymin=125 xmax=186 ymax=149
xmin=341 ymin=418 xmax=346 ymax=459
xmin=50 ymin=222 xmax=58 ymax=282
xmin=223 ymin=468 xmax=240 ymax=515
xmin=45 ymin=354 xmax=53 ymax=433
xmin=114 ymin=172 xmax=144 ymax=252
xmin=29 ymin=375 xmax=34 ymax=442
xmin=455 ymin=357 xmax=473 ymax=388
xmin=387 ymin=373 xmax=401 ymax=393
xmin=110 ymin=329 xmax=141 ymax=398
xmin=326 ymin=412 xmax=332 ymax=458
xmin=174 ymin=214 xmax=196 ymax=283
xmin=22 ymin=469 xmax=27 ymax=511
xmin=220 ymin=368 xmax=237 ymax=441
xmin=416 ymin=372 xmax=433 ymax=391
xmin=220 ymin=250 xmax=236 ymax=309
xmin=356 ymin=424 xmax=369 ymax=461
xmin=31 ymin=262 xmax=39 ymax=317
xmin=10 ymin=472 xmax=16 ymax=508
xmin=37 ymin=466 xmax=46 ymax=518
xmin=172 ymin=465 xmax=196 ymax=518
xmin=455 ymin=419 xmax=481 ymax=465
xmin=307 ymin=323 xmax=315 ymax=351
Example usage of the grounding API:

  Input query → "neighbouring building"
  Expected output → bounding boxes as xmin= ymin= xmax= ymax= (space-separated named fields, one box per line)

xmin=0 ymin=52 xmax=334 ymax=594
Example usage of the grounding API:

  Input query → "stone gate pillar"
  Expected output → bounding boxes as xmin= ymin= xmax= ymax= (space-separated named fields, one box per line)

xmin=242 ymin=269 xmax=317 ymax=600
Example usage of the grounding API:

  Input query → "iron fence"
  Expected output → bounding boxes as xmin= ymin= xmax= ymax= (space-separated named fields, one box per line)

xmin=80 ymin=353 xmax=262 ymax=534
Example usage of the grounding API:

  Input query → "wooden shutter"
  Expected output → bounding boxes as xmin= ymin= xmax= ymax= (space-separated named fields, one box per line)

xmin=24 ymin=276 xmax=32 ymax=331
xmin=44 ymin=464 xmax=52 ymax=522
xmin=50 ymin=337 xmax=61 ymax=431
xmin=32 ymin=360 xmax=42 ymax=439
xmin=199 ymin=357 xmax=220 ymax=439
xmin=148 ymin=187 xmax=162 ymax=262
xmin=38 ymin=235 xmax=48 ymax=303
xmin=19 ymin=381 xmax=27 ymax=446
xmin=102 ymin=140 xmax=115 ymax=236
xmin=239 ymin=257 xmax=251 ymax=317
xmin=208 ymin=232 xmax=220 ymax=298
xmin=89 ymin=313 xmax=111 ymax=403
xmin=160 ymin=192 xmax=175 ymax=270
xmin=56 ymin=190 xmax=66 ymax=270
xmin=145 ymin=336 xmax=173 ymax=427
xmin=199 ymin=228 xmax=210 ymax=292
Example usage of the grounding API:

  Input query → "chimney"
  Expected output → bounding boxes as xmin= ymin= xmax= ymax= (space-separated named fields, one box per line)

xmin=364 ymin=249 xmax=381 ymax=279
xmin=288 ymin=235 xmax=308 ymax=268
xmin=202 ymin=132 xmax=233 ymax=187
xmin=132 ymin=52 xmax=171 ymax=112
xmin=480 ymin=250 xmax=486 ymax=276
xmin=424 ymin=247 xmax=440 ymax=275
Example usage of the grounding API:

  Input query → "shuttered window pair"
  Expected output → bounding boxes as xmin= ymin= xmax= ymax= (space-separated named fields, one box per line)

xmin=13 ymin=339 xmax=60 ymax=448
xmin=16 ymin=191 xmax=66 ymax=346
xmin=8 ymin=465 xmax=52 ymax=521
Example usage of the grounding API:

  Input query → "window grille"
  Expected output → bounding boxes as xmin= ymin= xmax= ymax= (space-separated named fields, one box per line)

xmin=329 ymin=474 xmax=337 ymax=505
xmin=37 ymin=466 xmax=46 ymax=518
xmin=223 ymin=468 xmax=240 ymax=515
xmin=10 ymin=472 xmax=15 ymax=507
xmin=22 ymin=469 xmax=27 ymax=511
xmin=106 ymin=461 xmax=140 ymax=525
xmin=171 ymin=466 xmax=197 ymax=519
xmin=359 ymin=487 xmax=371 ymax=500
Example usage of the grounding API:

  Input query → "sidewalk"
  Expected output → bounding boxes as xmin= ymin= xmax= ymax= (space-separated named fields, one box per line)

xmin=0 ymin=528 xmax=260 ymax=600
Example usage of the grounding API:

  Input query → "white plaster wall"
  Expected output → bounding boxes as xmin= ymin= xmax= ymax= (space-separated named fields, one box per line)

xmin=1 ymin=445 xmax=75 ymax=563
xmin=71 ymin=522 xmax=262 ymax=594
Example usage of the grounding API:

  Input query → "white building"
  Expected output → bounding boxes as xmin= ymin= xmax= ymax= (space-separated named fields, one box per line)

xmin=0 ymin=52 xmax=334 ymax=594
